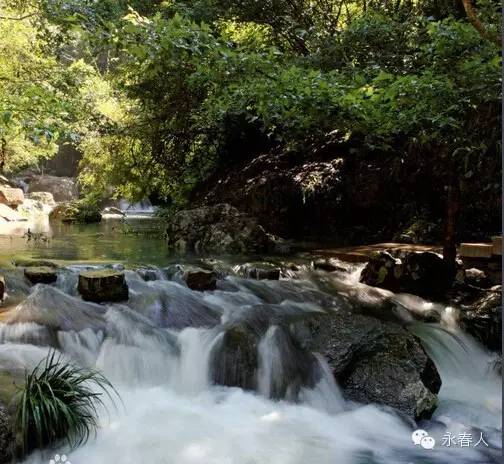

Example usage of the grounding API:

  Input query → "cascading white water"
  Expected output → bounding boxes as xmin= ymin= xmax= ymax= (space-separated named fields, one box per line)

xmin=0 ymin=264 xmax=499 ymax=464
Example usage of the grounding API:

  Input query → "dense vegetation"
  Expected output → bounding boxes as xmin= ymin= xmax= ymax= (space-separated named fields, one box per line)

xmin=0 ymin=0 xmax=501 ymax=246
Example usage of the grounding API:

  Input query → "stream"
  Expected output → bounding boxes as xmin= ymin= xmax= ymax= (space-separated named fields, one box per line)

xmin=0 ymin=217 xmax=501 ymax=464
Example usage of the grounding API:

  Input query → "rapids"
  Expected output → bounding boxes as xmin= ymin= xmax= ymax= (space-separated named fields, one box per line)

xmin=0 ymin=254 xmax=501 ymax=463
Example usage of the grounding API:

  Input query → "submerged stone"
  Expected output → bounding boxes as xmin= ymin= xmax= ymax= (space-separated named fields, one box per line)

xmin=24 ymin=266 xmax=57 ymax=285
xmin=78 ymin=269 xmax=129 ymax=302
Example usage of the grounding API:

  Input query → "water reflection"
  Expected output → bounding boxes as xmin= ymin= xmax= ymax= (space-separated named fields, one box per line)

xmin=0 ymin=216 xmax=168 ymax=265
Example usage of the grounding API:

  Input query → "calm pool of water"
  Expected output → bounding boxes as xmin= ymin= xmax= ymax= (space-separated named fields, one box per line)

xmin=0 ymin=216 xmax=172 ymax=266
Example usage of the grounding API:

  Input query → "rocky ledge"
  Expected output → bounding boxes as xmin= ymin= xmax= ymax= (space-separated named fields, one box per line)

xmin=165 ymin=203 xmax=286 ymax=254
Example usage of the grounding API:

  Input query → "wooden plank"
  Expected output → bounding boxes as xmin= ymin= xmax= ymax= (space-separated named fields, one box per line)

xmin=491 ymin=236 xmax=502 ymax=256
xmin=459 ymin=243 xmax=494 ymax=259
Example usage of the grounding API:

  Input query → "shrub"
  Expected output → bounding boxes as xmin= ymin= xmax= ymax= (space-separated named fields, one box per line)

xmin=15 ymin=351 xmax=118 ymax=456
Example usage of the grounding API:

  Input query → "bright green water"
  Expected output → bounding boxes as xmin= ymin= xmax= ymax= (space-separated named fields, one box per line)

xmin=0 ymin=216 xmax=172 ymax=266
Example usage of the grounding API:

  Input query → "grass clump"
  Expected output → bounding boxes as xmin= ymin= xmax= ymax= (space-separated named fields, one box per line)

xmin=15 ymin=351 xmax=118 ymax=456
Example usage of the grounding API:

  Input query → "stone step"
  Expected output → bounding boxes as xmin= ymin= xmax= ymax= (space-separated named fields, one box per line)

xmin=491 ymin=236 xmax=502 ymax=256
xmin=459 ymin=243 xmax=494 ymax=259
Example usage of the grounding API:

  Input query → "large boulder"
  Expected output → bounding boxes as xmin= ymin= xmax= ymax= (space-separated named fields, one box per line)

xmin=27 ymin=175 xmax=78 ymax=202
xmin=360 ymin=250 xmax=461 ymax=298
xmin=165 ymin=203 xmax=277 ymax=254
xmin=0 ymin=402 xmax=12 ymax=464
xmin=183 ymin=269 xmax=217 ymax=291
xmin=359 ymin=251 xmax=403 ymax=292
xmin=78 ymin=269 xmax=129 ymax=302
xmin=24 ymin=266 xmax=57 ymax=285
xmin=0 ymin=187 xmax=24 ymax=207
xmin=306 ymin=310 xmax=441 ymax=420
xmin=460 ymin=286 xmax=502 ymax=352
xmin=26 ymin=191 xmax=56 ymax=207
xmin=210 ymin=324 xmax=258 ymax=390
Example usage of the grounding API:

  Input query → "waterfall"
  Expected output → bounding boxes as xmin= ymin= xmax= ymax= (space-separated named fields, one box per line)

xmin=0 ymin=263 xmax=498 ymax=464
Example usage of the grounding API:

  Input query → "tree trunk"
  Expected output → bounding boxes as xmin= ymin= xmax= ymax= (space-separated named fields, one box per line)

xmin=443 ymin=171 xmax=460 ymax=281
xmin=0 ymin=138 xmax=6 ymax=175
xmin=461 ymin=0 xmax=501 ymax=45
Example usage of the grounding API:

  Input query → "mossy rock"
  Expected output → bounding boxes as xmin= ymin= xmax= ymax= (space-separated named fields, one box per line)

xmin=13 ymin=258 xmax=59 ymax=269
xmin=78 ymin=269 xmax=129 ymax=303
xmin=24 ymin=267 xmax=58 ymax=285
xmin=50 ymin=201 xmax=101 ymax=224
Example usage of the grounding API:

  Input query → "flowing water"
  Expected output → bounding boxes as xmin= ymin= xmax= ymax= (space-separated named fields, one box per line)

xmin=0 ymin=220 xmax=501 ymax=464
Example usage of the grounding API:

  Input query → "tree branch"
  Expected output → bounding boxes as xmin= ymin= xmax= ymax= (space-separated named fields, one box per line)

xmin=0 ymin=12 xmax=36 ymax=21
xmin=461 ymin=0 xmax=501 ymax=46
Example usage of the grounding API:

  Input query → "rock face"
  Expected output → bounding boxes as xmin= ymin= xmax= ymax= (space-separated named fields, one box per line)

xmin=183 ymin=270 xmax=217 ymax=291
xmin=0 ymin=186 xmax=24 ymax=207
xmin=26 ymin=191 xmax=56 ymax=206
xmin=0 ymin=402 xmax=12 ymax=464
xmin=165 ymin=203 xmax=276 ymax=254
xmin=27 ymin=175 xmax=78 ymax=202
xmin=460 ymin=286 xmax=502 ymax=352
xmin=78 ymin=269 xmax=129 ymax=302
xmin=0 ymin=276 xmax=4 ymax=301
xmin=24 ymin=266 xmax=58 ymax=284
xmin=307 ymin=310 xmax=441 ymax=420
xmin=360 ymin=250 xmax=458 ymax=298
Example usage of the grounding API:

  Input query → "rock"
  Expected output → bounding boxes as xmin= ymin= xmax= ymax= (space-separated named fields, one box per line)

xmin=360 ymin=251 xmax=402 ymax=292
xmin=136 ymin=268 xmax=159 ymax=281
xmin=13 ymin=258 xmax=58 ymax=268
xmin=312 ymin=257 xmax=347 ymax=272
xmin=165 ymin=203 xmax=277 ymax=254
xmin=360 ymin=251 xmax=457 ymax=298
xmin=401 ymin=251 xmax=452 ymax=298
xmin=78 ymin=269 xmax=129 ymax=302
xmin=0 ymin=204 xmax=26 ymax=222
xmin=464 ymin=268 xmax=492 ymax=288
xmin=24 ymin=266 xmax=58 ymax=284
xmin=0 ymin=402 xmax=13 ymax=464
xmin=0 ymin=276 xmax=4 ymax=301
xmin=26 ymin=191 xmax=56 ymax=206
xmin=102 ymin=206 xmax=125 ymax=216
xmin=49 ymin=201 xmax=101 ymax=223
xmin=460 ymin=286 xmax=502 ymax=351
xmin=236 ymin=262 xmax=281 ymax=280
xmin=0 ymin=187 xmax=24 ymax=207
xmin=27 ymin=175 xmax=78 ymax=202
xmin=307 ymin=310 xmax=441 ymax=420
xmin=0 ymin=175 xmax=15 ymax=188
xmin=183 ymin=270 xmax=217 ymax=291
xmin=17 ymin=199 xmax=45 ymax=216
xmin=210 ymin=324 xmax=258 ymax=390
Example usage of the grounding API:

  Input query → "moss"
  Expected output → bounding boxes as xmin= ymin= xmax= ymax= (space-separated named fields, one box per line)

xmin=79 ymin=269 xmax=123 ymax=279
xmin=13 ymin=258 xmax=59 ymax=269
